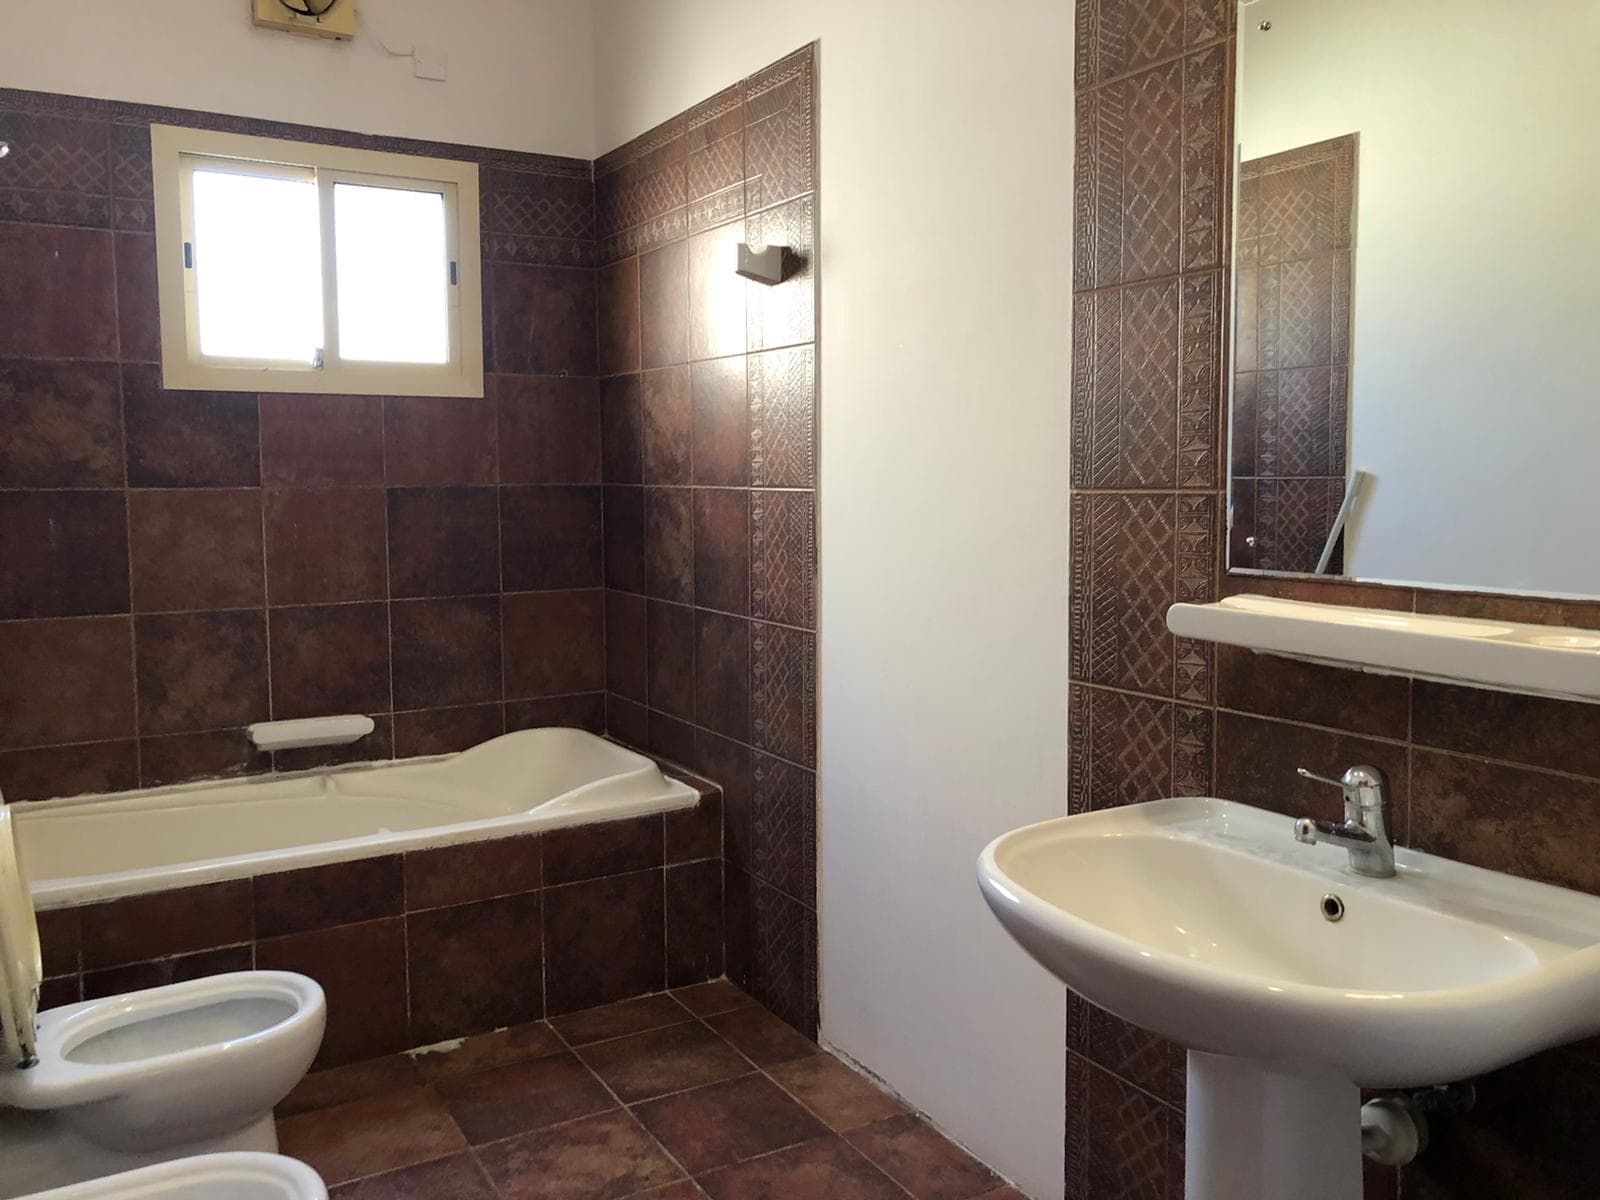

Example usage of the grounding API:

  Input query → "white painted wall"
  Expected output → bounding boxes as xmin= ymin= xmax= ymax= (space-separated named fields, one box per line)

xmin=0 ymin=0 xmax=596 ymax=158
xmin=1240 ymin=0 xmax=1600 ymax=596
xmin=593 ymin=5 xmax=1072 ymax=1197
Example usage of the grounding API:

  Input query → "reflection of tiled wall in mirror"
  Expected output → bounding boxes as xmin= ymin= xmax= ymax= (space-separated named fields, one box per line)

xmin=1231 ymin=134 xmax=1355 ymax=574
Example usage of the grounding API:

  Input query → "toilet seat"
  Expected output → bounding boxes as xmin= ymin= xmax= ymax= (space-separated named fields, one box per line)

xmin=16 ymin=1152 xmax=328 ymax=1200
xmin=0 ymin=803 xmax=43 ymax=1069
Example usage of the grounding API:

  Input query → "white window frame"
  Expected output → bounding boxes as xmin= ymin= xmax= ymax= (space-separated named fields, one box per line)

xmin=150 ymin=125 xmax=484 ymax=397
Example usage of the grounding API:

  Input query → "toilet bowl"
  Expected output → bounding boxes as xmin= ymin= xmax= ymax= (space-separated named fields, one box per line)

xmin=0 ymin=804 xmax=327 ymax=1196
xmin=16 ymin=1153 xmax=327 ymax=1200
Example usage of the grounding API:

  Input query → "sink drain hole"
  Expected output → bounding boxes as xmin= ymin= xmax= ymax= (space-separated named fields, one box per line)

xmin=1320 ymin=893 xmax=1345 ymax=922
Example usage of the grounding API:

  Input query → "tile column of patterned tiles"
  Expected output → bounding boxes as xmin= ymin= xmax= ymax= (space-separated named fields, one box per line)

xmin=277 ymin=982 xmax=1013 ymax=1200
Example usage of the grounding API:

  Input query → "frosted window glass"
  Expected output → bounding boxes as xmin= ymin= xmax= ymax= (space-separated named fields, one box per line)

xmin=191 ymin=169 xmax=322 ymax=363
xmin=334 ymin=183 xmax=449 ymax=364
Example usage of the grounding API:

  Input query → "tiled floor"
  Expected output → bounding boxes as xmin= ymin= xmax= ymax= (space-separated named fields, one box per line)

xmin=277 ymin=979 xmax=1023 ymax=1200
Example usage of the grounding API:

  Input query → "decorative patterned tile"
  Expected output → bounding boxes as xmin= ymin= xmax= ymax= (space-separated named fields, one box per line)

xmin=751 ymin=752 xmax=815 ymax=905
xmin=745 ymin=47 xmax=816 ymax=214
xmin=749 ymin=346 xmax=816 ymax=488
xmin=752 ymin=622 xmax=815 ymax=767
xmin=751 ymin=490 xmax=815 ymax=629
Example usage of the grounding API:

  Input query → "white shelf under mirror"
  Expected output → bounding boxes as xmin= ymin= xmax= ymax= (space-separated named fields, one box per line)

xmin=1168 ymin=596 xmax=1600 ymax=703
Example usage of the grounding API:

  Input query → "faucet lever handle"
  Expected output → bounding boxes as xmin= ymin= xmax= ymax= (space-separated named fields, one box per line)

xmin=1297 ymin=767 xmax=1350 ymax=791
xmin=1296 ymin=766 xmax=1363 ymax=823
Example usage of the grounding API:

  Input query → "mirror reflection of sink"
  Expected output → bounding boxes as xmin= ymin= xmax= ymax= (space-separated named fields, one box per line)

xmin=978 ymin=797 xmax=1600 ymax=1200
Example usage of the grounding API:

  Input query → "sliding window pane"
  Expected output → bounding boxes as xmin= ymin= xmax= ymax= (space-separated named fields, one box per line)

xmin=333 ymin=183 xmax=449 ymax=364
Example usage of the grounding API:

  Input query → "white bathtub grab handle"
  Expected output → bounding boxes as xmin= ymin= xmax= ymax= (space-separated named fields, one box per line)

xmin=247 ymin=715 xmax=376 ymax=752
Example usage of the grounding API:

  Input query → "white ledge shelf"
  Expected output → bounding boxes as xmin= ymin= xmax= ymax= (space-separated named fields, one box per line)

xmin=1168 ymin=595 xmax=1600 ymax=703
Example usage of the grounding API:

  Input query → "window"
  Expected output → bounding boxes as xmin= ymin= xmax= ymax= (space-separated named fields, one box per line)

xmin=150 ymin=125 xmax=482 ymax=397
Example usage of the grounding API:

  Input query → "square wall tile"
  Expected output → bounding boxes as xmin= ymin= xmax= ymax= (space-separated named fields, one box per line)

xmin=0 ymin=224 xmax=117 ymax=359
xmin=128 ymin=489 xmax=262 ymax=613
xmin=642 ymin=365 xmax=692 ymax=484
xmin=269 ymin=603 xmax=390 ymax=721
xmin=605 ymin=590 xmax=647 ymax=703
xmin=408 ymin=893 xmax=544 ymax=1045
xmin=691 ymin=356 xmax=750 ymax=486
xmin=0 ymin=740 xmax=139 ymax=802
xmin=603 ymin=485 xmax=646 ymax=593
xmin=693 ymin=489 xmax=750 ymax=616
xmin=259 ymin=394 xmax=385 ymax=487
xmin=491 ymin=264 xmax=598 ymax=376
xmin=387 ymin=488 xmax=500 ymax=598
xmin=543 ymin=869 xmax=665 ymax=1014
xmin=688 ymin=222 xmax=747 ymax=362
xmin=646 ymin=488 xmax=694 ymax=604
xmin=0 ymin=361 xmax=123 ymax=488
xmin=502 ymin=590 xmax=605 ymax=698
xmin=258 ymin=917 xmax=409 ymax=1067
xmin=114 ymin=231 xmax=159 ymax=361
xmin=384 ymin=395 xmax=497 ymax=487
xmin=391 ymin=597 xmax=502 ymax=710
xmin=0 ymin=491 xmax=129 ymax=618
xmin=393 ymin=703 xmax=505 ymax=758
xmin=640 ymin=241 xmax=689 ymax=368
xmin=496 ymin=375 xmax=601 ymax=485
xmin=695 ymin=611 xmax=750 ymax=742
xmin=122 ymin=365 xmax=259 ymax=488
xmin=500 ymin=486 xmax=603 ymax=592
xmin=264 ymin=488 xmax=387 ymax=606
xmin=597 ymin=257 xmax=642 ymax=376
xmin=647 ymin=599 xmax=697 ymax=722
xmin=134 ymin=610 xmax=269 ymax=735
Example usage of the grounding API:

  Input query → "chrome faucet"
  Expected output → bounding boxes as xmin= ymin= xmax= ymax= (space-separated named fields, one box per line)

xmin=1292 ymin=764 xmax=1396 ymax=878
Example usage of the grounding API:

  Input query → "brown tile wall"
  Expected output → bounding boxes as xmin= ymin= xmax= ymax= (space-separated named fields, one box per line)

xmin=0 ymin=88 xmax=606 ymax=801
xmin=591 ymin=45 xmax=819 ymax=1039
xmin=34 ymin=774 xmax=723 ymax=1068
xmin=1070 ymin=3 xmax=1600 ymax=1197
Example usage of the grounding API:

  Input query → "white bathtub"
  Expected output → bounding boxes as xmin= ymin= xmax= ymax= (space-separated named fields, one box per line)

xmin=12 ymin=729 xmax=700 ymax=909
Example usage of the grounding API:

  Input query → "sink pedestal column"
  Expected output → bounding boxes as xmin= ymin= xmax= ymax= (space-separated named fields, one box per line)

xmin=1186 ymin=1052 xmax=1361 ymax=1200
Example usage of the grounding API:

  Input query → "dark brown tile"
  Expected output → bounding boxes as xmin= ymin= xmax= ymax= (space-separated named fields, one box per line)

xmin=639 ymin=1072 xmax=826 ymax=1174
xmin=492 ymin=263 xmax=597 ymax=376
xmin=329 ymin=1154 xmax=495 ymax=1200
xmin=666 ymin=784 xmax=721 ymax=864
xmin=134 ymin=610 xmax=269 ymax=735
xmin=723 ymin=867 xmax=756 ymax=997
xmin=114 ymin=231 xmax=159 ymax=361
xmin=642 ymin=365 xmax=693 ymax=483
xmin=751 ymin=622 xmax=815 ymax=767
xmin=392 ymin=703 xmax=504 ymax=758
xmin=0 ymin=490 xmax=129 ymax=618
xmin=646 ymin=487 xmax=694 ymax=604
xmin=0 ymin=739 xmax=139 ymax=802
xmin=544 ymin=868 xmax=666 ymax=1015
xmin=751 ymin=490 xmax=813 ymax=628
xmin=78 ymin=880 xmax=253 ymax=969
xmin=501 ymin=485 xmax=603 ymax=591
xmin=0 ymin=109 xmax=109 ymax=227
xmin=688 ymin=221 xmax=747 ymax=362
xmin=1214 ymin=644 xmax=1407 ymax=739
xmin=745 ymin=197 xmax=815 ymax=352
xmin=404 ymin=832 xmax=540 ymax=910
xmin=437 ymin=1051 xmax=613 ymax=1144
xmin=0 ymin=360 xmax=123 ymax=487
xmin=692 ymin=357 xmax=750 ymax=486
xmin=495 ymin=374 xmax=601 ymax=485
xmin=391 ymin=597 xmax=501 ymax=709
xmin=605 ymin=590 xmax=648 ymax=702
xmin=0 ymin=224 xmax=117 ymax=359
xmin=544 ymin=815 xmax=664 ymax=885
xmin=608 ymin=694 xmax=650 ymax=748
xmin=1068 ymin=686 xmax=1212 ymax=813
xmin=506 ymin=692 xmax=606 ymax=733
xmin=39 ymin=976 xmax=81 ymax=1010
xmin=269 ymin=603 xmax=390 ymax=721
xmin=265 ymin=488 xmax=388 ymax=606
xmin=696 ymin=729 xmax=752 ymax=870
xmin=749 ymin=346 xmax=815 ymax=488
xmin=1413 ymin=590 xmax=1600 ymax=631
xmin=847 ymin=1115 xmax=1001 ymax=1200
xmin=408 ymin=892 xmax=544 ymax=1045
xmin=253 ymin=856 xmax=403 ymax=939
xmin=1410 ymin=750 xmax=1600 ymax=895
xmin=648 ymin=710 xmax=697 ymax=770
xmin=1066 ymin=1053 xmax=1176 ymax=1200
xmin=745 ymin=49 xmax=816 ymax=212
xmin=705 ymin=1004 xmax=816 ymax=1067
xmin=387 ymin=487 xmax=500 ymax=598
xmin=640 ymin=241 xmax=689 ymax=368
xmin=139 ymin=728 xmax=269 ymax=787
xmin=1412 ymin=683 xmax=1600 ymax=780
xmin=383 ymin=395 xmax=496 ymax=486
xmin=577 ymin=1019 xmax=750 ymax=1103
xmin=648 ymin=600 xmax=696 ymax=721
xmin=476 ymin=1109 xmax=683 ymax=1200
xmin=671 ymin=978 xmax=756 ymax=1018
xmin=122 ymin=365 xmax=259 ymax=487
xmin=260 ymin=394 xmax=386 ymax=487
xmin=410 ymin=1021 xmax=564 ymax=1081
xmin=502 ymin=589 xmax=605 ymax=698
xmin=258 ymin=917 xmax=410 ymax=1068
xmin=604 ymin=484 xmax=646 ymax=593
xmin=278 ymin=1053 xmax=424 ymax=1118
xmin=698 ymin=1135 xmax=905 ymax=1200
xmin=695 ymin=611 xmax=750 ymax=741
xmin=751 ymin=753 xmax=815 ymax=904
xmin=127 ymin=488 xmax=262 ymax=613
xmin=83 ymin=944 xmax=254 ymax=1001
xmin=747 ymin=879 xmax=817 ymax=1037
xmin=1068 ymin=994 xmax=1184 ymax=1108
xmin=766 ymin=1055 xmax=908 ymax=1133
xmin=688 ymin=85 xmax=745 ymax=224
xmin=1213 ymin=711 xmax=1409 ymax=828
xmin=598 ymin=257 xmax=642 ymax=376
xmin=667 ymin=859 xmax=723 ymax=987
xmin=601 ymin=374 xmax=644 ymax=485
xmin=694 ymin=489 xmax=750 ymax=616
xmin=549 ymin=992 xmax=693 ymax=1046
xmin=276 ymin=1085 xmax=466 ymax=1187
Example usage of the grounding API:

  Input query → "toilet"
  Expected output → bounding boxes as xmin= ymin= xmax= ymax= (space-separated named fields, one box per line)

xmin=15 ymin=1153 xmax=327 ymax=1200
xmin=0 ymin=805 xmax=327 ymax=1196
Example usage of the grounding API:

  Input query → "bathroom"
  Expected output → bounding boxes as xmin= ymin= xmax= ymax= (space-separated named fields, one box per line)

xmin=0 ymin=0 xmax=1597 ymax=1196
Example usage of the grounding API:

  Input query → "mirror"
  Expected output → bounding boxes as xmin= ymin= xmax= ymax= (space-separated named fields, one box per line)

xmin=1228 ymin=0 xmax=1600 ymax=598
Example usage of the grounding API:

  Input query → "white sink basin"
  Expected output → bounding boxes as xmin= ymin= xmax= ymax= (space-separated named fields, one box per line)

xmin=978 ymin=796 xmax=1600 ymax=1199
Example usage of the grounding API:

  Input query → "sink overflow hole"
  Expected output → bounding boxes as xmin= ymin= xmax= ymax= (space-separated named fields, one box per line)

xmin=1321 ymin=893 xmax=1346 ymax=922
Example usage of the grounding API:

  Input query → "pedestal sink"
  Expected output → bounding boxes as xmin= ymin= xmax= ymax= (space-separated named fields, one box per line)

xmin=977 ymin=797 xmax=1600 ymax=1200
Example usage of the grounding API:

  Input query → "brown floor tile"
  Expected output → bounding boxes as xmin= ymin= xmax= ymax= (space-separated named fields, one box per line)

xmin=476 ymin=1109 xmax=685 ymax=1200
xmin=552 ymin=991 xmax=695 ymax=1046
xmin=277 ymin=1085 xmax=466 ymax=1186
xmin=578 ymin=1021 xmax=752 ymax=1103
xmin=277 ymin=1054 xmax=425 ymax=1118
xmin=704 ymin=1006 xmax=819 ymax=1066
xmin=671 ymin=979 xmax=757 ymax=1017
xmin=329 ymin=1154 xmax=496 ymax=1200
xmin=845 ymin=1115 xmax=1001 ymax=1200
xmin=635 ymin=1072 xmax=828 ymax=1175
xmin=410 ymin=1021 xmax=565 ymax=1081
xmin=765 ymin=1055 xmax=908 ymax=1133
xmin=697 ymin=1136 xmax=906 ymax=1200
xmin=435 ymin=1052 xmax=616 ymax=1144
